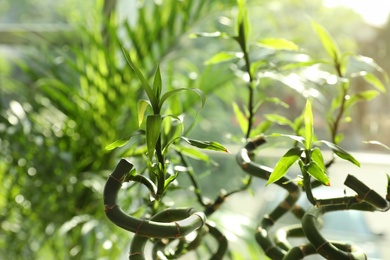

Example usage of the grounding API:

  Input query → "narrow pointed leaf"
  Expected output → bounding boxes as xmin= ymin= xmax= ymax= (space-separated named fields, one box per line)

xmin=363 ymin=73 xmax=386 ymax=93
xmin=311 ymin=21 xmax=340 ymax=62
xmin=105 ymin=130 xmax=145 ymax=150
xmin=232 ymin=102 xmax=248 ymax=135
xmin=257 ymin=38 xmax=299 ymax=50
xmin=180 ymin=137 xmax=229 ymax=153
xmin=264 ymin=114 xmax=294 ymax=128
xmin=159 ymin=88 xmax=205 ymax=112
xmin=268 ymin=133 xmax=306 ymax=145
xmin=345 ymin=90 xmax=379 ymax=108
xmin=304 ymin=99 xmax=313 ymax=150
xmin=173 ymin=144 xmax=210 ymax=162
xmin=138 ymin=99 xmax=150 ymax=127
xmin=164 ymin=172 xmax=179 ymax=191
xmin=311 ymin=147 xmax=326 ymax=171
xmin=307 ymin=161 xmax=330 ymax=186
xmin=153 ymin=64 xmax=162 ymax=99
xmin=267 ymin=147 xmax=303 ymax=185
xmin=205 ymin=52 xmax=243 ymax=65
xmin=363 ymin=140 xmax=390 ymax=150
xmin=236 ymin=0 xmax=250 ymax=50
xmin=121 ymin=46 xmax=158 ymax=108
xmin=318 ymin=140 xmax=360 ymax=167
xmin=146 ymin=115 xmax=162 ymax=161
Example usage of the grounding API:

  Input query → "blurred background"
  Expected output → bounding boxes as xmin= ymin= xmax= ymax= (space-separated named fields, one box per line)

xmin=1 ymin=0 xmax=390 ymax=259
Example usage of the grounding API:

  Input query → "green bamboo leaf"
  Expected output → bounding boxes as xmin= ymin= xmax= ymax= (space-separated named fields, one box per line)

xmin=232 ymin=102 xmax=248 ymax=136
xmin=164 ymin=172 xmax=179 ymax=192
xmin=173 ymin=144 xmax=210 ymax=163
xmin=363 ymin=140 xmax=390 ymax=150
xmin=307 ymin=161 xmax=330 ymax=186
xmin=158 ymin=88 xmax=205 ymax=112
xmin=146 ymin=115 xmax=162 ymax=161
xmin=264 ymin=97 xmax=289 ymax=108
xmin=137 ymin=99 xmax=150 ymax=127
xmin=121 ymin=45 xmax=158 ymax=109
xmin=205 ymin=52 xmax=243 ymax=65
xmin=363 ymin=73 xmax=387 ymax=93
xmin=348 ymin=55 xmax=390 ymax=85
xmin=346 ymin=90 xmax=379 ymax=108
xmin=318 ymin=140 xmax=360 ymax=167
xmin=189 ymin=31 xmax=228 ymax=39
xmin=180 ymin=137 xmax=229 ymax=153
xmin=293 ymin=114 xmax=304 ymax=133
xmin=264 ymin=114 xmax=294 ymax=128
xmin=105 ymin=130 xmax=145 ymax=150
xmin=311 ymin=147 xmax=325 ymax=171
xmin=280 ymin=60 xmax=328 ymax=71
xmin=257 ymin=38 xmax=299 ymax=50
xmin=236 ymin=0 xmax=250 ymax=50
xmin=311 ymin=21 xmax=341 ymax=62
xmin=304 ymin=99 xmax=314 ymax=150
xmin=268 ymin=133 xmax=306 ymax=146
xmin=251 ymin=120 xmax=272 ymax=137
xmin=267 ymin=147 xmax=303 ymax=185
xmin=153 ymin=64 xmax=162 ymax=99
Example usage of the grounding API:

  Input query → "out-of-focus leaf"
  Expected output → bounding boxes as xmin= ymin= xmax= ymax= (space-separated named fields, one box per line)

xmin=293 ymin=114 xmax=304 ymax=133
xmin=232 ymin=102 xmax=248 ymax=136
xmin=146 ymin=115 xmax=162 ymax=161
xmin=251 ymin=120 xmax=272 ymax=137
xmin=268 ymin=133 xmax=306 ymax=146
xmin=205 ymin=52 xmax=243 ymax=65
xmin=280 ymin=60 xmax=328 ymax=71
xmin=311 ymin=21 xmax=340 ymax=62
xmin=181 ymin=137 xmax=229 ymax=153
xmin=236 ymin=0 xmax=250 ymax=50
xmin=264 ymin=97 xmax=289 ymax=108
xmin=363 ymin=73 xmax=387 ymax=93
xmin=304 ymin=99 xmax=313 ymax=150
xmin=318 ymin=140 xmax=360 ymax=167
xmin=264 ymin=114 xmax=294 ymax=128
xmin=267 ymin=147 xmax=303 ymax=185
xmin=105 ymin=130 xmax=145 ymax=150
xmin=307 ymin=161 xmax=330 ymax=186
xmin=345 ymin=90 xmax=379 ymax=108
xmin=189 ymin=31 xmax=228 ymax=38
xmin=348 ymin=55 xmax=390 ymax=84
xmin=363 ymin=140 xmax=390 ymax=150
xmin=334 ymin=133 xmax=344 ymax=145
xmin=257 ymin=38 xmax=299 ymax=50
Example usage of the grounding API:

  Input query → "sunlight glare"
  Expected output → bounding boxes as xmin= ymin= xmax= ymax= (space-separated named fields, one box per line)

xmin=323 ymin=0 xmax=390 ymax=27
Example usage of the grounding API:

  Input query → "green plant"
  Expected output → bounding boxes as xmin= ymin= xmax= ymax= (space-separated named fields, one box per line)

xmin=2 ymin=0 xmax=390 ymax=259
xmin=102 ymin=1 xmax=390 ymax=259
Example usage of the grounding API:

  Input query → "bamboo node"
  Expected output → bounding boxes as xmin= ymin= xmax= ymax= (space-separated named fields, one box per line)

xmin=104 ymin=204 xmax=117 ymax=212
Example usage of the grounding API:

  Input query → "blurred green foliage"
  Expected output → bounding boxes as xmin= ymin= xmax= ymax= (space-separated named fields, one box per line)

xmin=0 ymin=0 xmax=388 ymax=259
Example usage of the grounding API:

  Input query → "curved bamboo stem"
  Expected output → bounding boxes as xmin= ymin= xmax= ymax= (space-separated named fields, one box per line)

xmin=103 ymin=159 xmax=206 ymax=239
xmin=301 ymin=175 xmax=389 ymax=259
xmin=129 ymin=208 xmax=199 ymax=260
xmin=302 ymin=206 xmax=368 ymax=260
xmin=236 ymin=135 xmax=301 ymax=258
xmin=207 ymin=222 xmax=228 ymax=260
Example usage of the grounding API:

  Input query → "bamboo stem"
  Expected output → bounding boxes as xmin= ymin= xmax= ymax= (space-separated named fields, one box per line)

xmin=103 ymin=159 xmax=206 ymax=238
